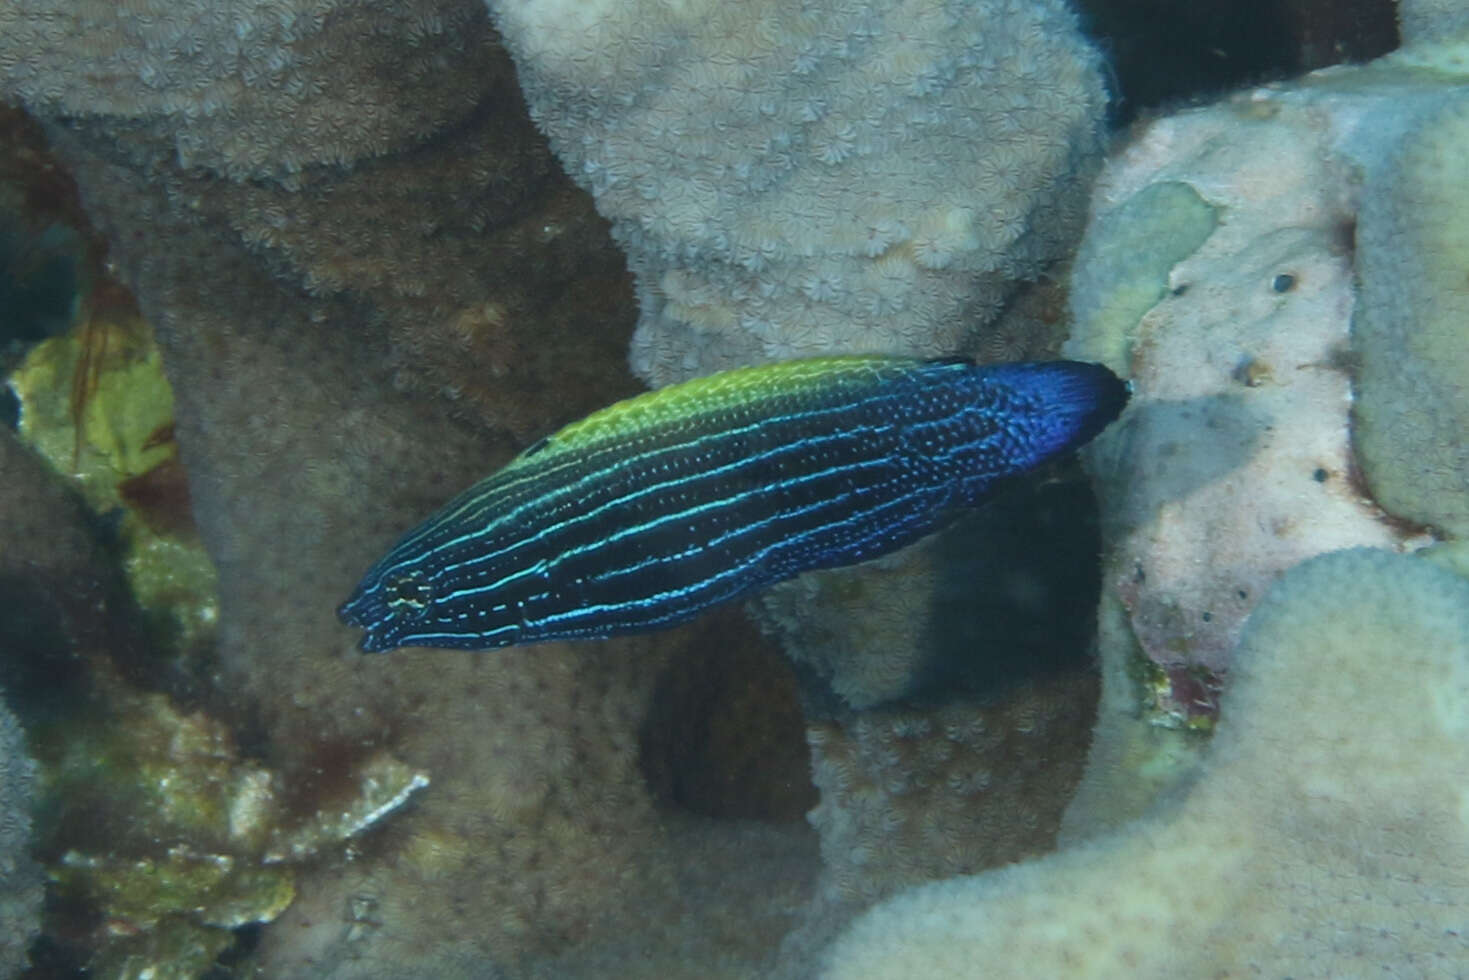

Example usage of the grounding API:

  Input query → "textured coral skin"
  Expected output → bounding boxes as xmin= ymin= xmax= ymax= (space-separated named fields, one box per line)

xmin=0 ymin=686 xmax=39 ymax=978
xmin=822 ymin=548 xmax=1469 ymax=978
xmin=3 ymin=4 xmax=820 ymax=969
xmin=0 ymin=0 xmax=494 ymax=181
xmin=1353 ymin=96 xmax=1469 ymax=540
xmin=487 ymin=10 xmax=1117 ymax=966
xmin=489 ymin=0 xmax=1107 ymax=386
xmin=1066 ymin=85 xmax=1408 ymax=701
xmin=1061 ymin=8 xmax=1469 ymax=840
xmin=1399 ymin=0 xmax=1469 ymax=44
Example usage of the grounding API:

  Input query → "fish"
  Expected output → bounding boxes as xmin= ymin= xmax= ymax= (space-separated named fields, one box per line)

xmin=339 ymin=355 xmax=1128 ymax=652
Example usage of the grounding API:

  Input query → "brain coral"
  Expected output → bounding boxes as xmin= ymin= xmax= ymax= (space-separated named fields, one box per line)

xmin=821 ymin=548 xmax=1469 ymax=978
xmin=488 ymin=0 xmax=1107 ymax=385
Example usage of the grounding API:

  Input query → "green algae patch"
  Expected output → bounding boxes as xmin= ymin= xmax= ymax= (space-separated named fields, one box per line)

xmin=54 ymin=852 xmax=295 ymax=931
xmin=1067 ymin=180 xmax=1219 ymax=373
xmin=84 ymin=916 xmax=236 ymax=980
xmin=41 ymin=687 xmax=428 ymax=977
xmin=7 ymin=313 xmax=219 ymax=656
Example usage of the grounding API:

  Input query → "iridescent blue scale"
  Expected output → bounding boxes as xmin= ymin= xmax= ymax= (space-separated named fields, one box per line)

xmin=339 ymin=355 xmax=1127 ymax=652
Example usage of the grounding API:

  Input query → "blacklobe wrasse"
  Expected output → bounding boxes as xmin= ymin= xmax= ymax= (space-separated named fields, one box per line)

xmin=339 ymin=355 xmax=1127 ymax=652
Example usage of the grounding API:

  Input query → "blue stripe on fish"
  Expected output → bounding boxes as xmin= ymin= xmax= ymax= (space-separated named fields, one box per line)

xmin=338 ymin=355 xmax=1127 ymax=652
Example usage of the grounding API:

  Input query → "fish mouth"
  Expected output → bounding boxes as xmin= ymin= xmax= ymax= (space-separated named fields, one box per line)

xmin=354 ymin=629 xmax=398 ymax=654
xmin=338 ymin=564 xmax=439 ymax=653
xmin=336 ymin=583 xmax=372 ymax=628
xmin=337 ymin=588 xmax=398 ymax=654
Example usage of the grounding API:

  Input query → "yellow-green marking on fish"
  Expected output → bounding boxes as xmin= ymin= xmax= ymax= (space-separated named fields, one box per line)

xmin=339 ymin=355 xmax=1127 ymax=652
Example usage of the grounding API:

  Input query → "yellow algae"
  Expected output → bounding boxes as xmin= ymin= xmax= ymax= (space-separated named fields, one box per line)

xmin=44 ymin=685 xmax=426 ymax=976
xmin=7 ymin=311 xmax=219 ymax=655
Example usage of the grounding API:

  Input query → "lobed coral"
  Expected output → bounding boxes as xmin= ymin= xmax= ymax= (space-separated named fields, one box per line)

xmin=0 ymin=0 xmax=495 ymax=182
xmin=821 ymin=548 xmax=1469 ymax=978
xmin=0 ymin=0 xmax=750 ymax=972
xmin=488 ymin=0 xmax=1107 ymax=386
xmin=1353 ymin=93 xmax=1469 ymax=540
xmin=1060 ymin=21 xmax=1467 ymax=804
xmin=11 ymin=51 xmax=815 ymax=974
xmin=489 ymin=6 xmax=1120 ymax=961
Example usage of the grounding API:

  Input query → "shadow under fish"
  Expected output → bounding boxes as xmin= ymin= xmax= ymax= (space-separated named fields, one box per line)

xmin=339 ymin=355 xmax=1128 ymax=653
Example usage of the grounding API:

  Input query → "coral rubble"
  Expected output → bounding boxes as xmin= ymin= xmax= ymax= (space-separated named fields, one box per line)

xmin=45 ymin=687 xmax=426 ymax=977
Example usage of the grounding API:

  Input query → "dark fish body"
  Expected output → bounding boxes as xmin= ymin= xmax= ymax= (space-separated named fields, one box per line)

xmin=339 ymin=355 xmax=1127 ymax=652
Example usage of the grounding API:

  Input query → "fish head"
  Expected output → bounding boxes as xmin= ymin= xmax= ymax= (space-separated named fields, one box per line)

xmin=338 ymin=557 xmax=440 ymax=653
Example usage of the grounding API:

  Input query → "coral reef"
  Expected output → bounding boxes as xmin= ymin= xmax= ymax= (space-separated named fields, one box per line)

xmin=0 ymin=399 xmax=425 ymax=977
xmin=1398 ymin=0 xmax=1469 ymax=44
xmin=8 ymin=308 xmax=219 ymax=661
xmin=489 ymin=5 xmax=1123 ymax=962
xmin=44 ymin=687 xmax=425 ymax=978
xmin=821 ymin=548 xmax=1469 ymax=978
xmin=0 ymin=0 xmax=1431 ymax=975
xmin=0 ymin=0 xmax=494 ymax=182
xmin=488 ymin=0 xmax=1107 ymax=386
xmin=775 ymin=666 xmax=1096 ymax=975
xmin=0 ymin=687 xmax=40 ymax=977
xmin=0 ymin=0 xmax=641 ymax=441
xmin=1 ymin=0 xmax=818 ymax=971
xmin=5 ymin=0 xmax=1119 ymax=970
xmin=805 ymin=678 xmax=1095 ymax=907
xmin=41 ymin=135 xmax=806 ymax=975
xmin=1353 ymin=94 xmax=1469 ymax=539
xmin=757 ymin=475 xmax=1108 ymax=976
xmin=1066 ymin=86 xmax=1409 ymax=713
xmin=1060 ymin=18 xmax=1467 ymax=823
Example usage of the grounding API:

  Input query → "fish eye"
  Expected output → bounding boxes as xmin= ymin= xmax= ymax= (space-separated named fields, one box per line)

xmin=384 ymin=571 xmax=434 ymax=614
